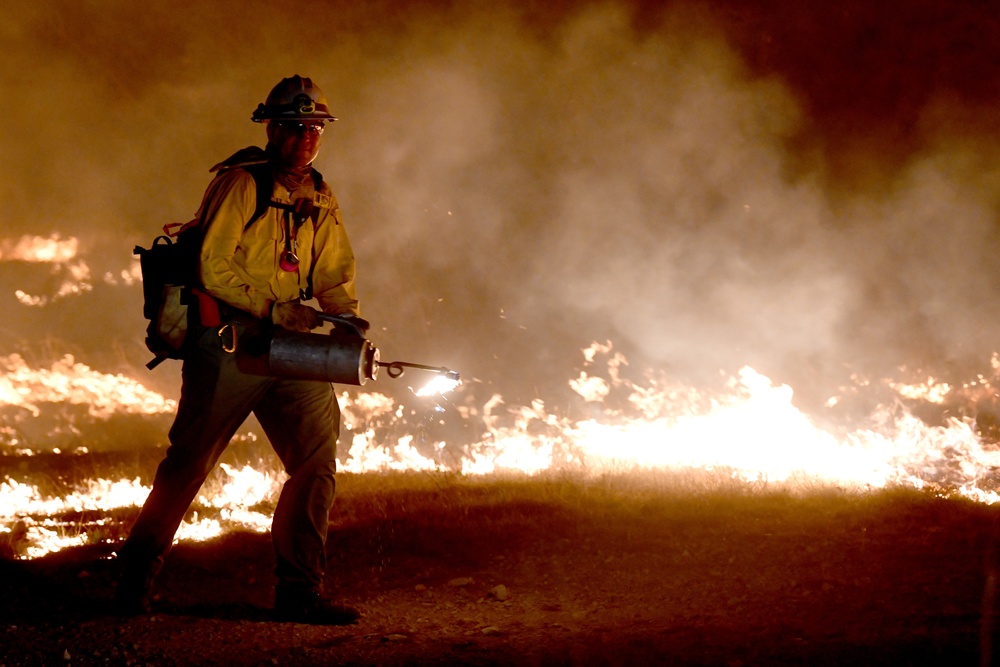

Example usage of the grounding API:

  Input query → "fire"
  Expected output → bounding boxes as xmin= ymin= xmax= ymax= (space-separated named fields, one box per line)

xmin=1 ymin=477 xmax=149 ymax=558
xmin=0 ymin=234 xmax=141 ymax=306
xmin=0 ymin=234 xmax=79 ymax=263
xmin=0 ymin=354 xmax=175 ymax=429
xmin=413 ymin=374 xmax=462 ymax=398
xmin=888 ymin=377 xmax=952 ymax=404
xmin=175 ymin=463 xmax=284 ymax=542
xmin=0 ymin=465 xmax=281 ymax=558
xmin=4 ymin=341 xmax=1000 ymax=558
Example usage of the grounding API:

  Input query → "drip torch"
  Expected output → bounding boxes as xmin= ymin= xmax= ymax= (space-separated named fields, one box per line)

xmin=266 ymin=313 xmax=461 ymax=389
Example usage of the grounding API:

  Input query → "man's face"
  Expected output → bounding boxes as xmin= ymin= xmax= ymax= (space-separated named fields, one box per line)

xmin=267 ymin=120 xmax=325 ymax=168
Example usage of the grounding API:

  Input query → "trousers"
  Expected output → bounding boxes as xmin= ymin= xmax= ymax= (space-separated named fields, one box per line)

xmin=119 ymin=320 xmax=340 ymax=593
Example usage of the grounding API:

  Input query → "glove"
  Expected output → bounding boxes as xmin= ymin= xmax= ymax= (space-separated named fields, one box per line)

xmin=337 ymin=313 xmax=371 ymax=337
xmin=271 ymin=302 xmax=321 ymax=332
xmin=324 ymin=313 xmax=372 ymax=338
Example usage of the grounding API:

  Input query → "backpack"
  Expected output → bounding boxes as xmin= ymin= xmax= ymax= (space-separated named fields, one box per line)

xmin=135 ymin=149 xmax=322 ymax=369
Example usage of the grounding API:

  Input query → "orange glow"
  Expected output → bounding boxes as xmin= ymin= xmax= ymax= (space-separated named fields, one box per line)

xmin=0 ymin=234 xmax=79 ymax=263
xmin=0 ymin=234 xmax=141 ymax=306
xmin=4 ymin=342 xmax=1000 ymax=557
xmin=0 ymin=354 xmax=176 ymax=424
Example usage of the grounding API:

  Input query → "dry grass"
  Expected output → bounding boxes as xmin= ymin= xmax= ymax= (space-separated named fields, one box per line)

xmin=4 ymin=442 xmax=985 ymax=562
xmin=2 ymin=460 xmax=998 ymax=665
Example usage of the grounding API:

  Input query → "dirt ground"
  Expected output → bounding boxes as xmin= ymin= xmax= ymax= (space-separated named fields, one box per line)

xmin=1 ymin=482 xmax=998 ymax=667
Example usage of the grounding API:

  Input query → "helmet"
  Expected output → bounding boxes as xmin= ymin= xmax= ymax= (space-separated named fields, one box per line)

xmin=251 ymin=75 xmax=337 ymax=123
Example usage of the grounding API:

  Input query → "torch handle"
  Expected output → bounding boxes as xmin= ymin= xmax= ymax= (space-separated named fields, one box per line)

xmin=317 ymin=312 xmax=367 ymax=337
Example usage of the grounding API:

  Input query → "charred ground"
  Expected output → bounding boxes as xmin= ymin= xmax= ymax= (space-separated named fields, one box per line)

xmin=0 ymin=472 xmax=997 ymax=666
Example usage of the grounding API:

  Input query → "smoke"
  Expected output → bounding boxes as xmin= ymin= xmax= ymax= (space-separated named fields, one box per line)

xmin=3 ymin=0 xmax=1000 ymax=412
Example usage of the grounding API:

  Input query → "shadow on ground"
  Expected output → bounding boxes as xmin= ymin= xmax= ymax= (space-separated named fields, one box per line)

xmin=1 ymin=483 xmax=997 ymax=666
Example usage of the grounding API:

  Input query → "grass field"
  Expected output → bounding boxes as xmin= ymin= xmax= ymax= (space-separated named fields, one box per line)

xmin=2 ymin=464 xmax=998 ymax=666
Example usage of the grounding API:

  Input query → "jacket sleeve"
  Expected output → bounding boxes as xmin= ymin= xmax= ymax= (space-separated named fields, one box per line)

xmin=197 ymin=170 xmax=275 ymax=319
xmin=310 ymin=189 xmax=361 ymax=317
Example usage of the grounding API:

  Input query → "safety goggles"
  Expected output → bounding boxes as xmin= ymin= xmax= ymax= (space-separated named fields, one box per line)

xmin=273 ymin=121 xmax=326 ymax=135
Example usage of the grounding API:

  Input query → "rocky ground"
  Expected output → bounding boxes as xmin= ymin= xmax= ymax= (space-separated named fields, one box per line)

xmin=1 ymin=479 xmax=997 ymax=666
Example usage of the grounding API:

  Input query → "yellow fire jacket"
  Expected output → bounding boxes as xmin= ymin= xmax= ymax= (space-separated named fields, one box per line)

xmin=195 ymin=165 xmax=359 ymax=320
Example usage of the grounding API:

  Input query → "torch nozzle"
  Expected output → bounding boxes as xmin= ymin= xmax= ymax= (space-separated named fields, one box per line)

xmin=379 ymin=360 xmax=460 ymax=382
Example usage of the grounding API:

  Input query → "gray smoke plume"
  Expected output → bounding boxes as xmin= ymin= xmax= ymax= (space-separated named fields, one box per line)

xmin=3 ymin=0 xmax=1000 ymax=414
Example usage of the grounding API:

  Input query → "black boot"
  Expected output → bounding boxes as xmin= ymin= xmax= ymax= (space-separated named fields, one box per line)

xmin=273 ymin=587 xmax=360 ymax=625
xmin=112 ymin=557 xmax=157 ymax=616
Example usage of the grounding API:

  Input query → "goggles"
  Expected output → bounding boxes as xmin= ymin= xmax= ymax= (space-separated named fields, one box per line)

xmin=273 ymin=121 xmax=325 ymax=135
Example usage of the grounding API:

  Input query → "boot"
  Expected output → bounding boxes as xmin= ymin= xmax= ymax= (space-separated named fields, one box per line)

xmin=112 ymin=558 xmax=157 ymax=616
xmin=273 ymin=587 xmax=360 ymax=625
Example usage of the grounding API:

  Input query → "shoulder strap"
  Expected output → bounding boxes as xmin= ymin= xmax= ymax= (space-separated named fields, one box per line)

xmin=241 ymin=165 xmax=324 ymax=231
xmin=308 ymin=168 xmax=324 ymax=224
xmin=243 ymin=163 xmax=274 ymax=231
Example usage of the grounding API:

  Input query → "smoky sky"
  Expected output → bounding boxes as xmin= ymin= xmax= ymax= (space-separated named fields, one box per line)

xmin=3 ymin=0 xmax=1000 ymax=411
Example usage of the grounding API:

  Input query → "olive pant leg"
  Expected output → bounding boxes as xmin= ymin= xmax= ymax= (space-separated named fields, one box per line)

xmin=119 ymin=326 xmax=273 ymax=570
xmin=253 ymin=378 xmax=340 ymax=593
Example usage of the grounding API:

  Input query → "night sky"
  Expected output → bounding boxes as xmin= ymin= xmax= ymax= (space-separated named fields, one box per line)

xmin=3 ymin=0 xmax=1000 ymax=416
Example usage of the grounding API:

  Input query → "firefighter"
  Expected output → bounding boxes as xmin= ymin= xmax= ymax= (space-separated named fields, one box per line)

xmin=114 ymin=76 xmax=367 ymax=625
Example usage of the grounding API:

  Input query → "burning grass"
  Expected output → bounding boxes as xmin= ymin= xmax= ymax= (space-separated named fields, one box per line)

xmin=0 ymin=448 xmax=977 ymax=563
xmin=7 ymin=340 xmax=1000 ymax=562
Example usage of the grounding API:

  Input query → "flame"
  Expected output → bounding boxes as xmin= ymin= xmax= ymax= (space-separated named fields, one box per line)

xmin=0 ymin=234 xmax=79 ymax=263
xmin=569 ymin=367 xmax=895 ymax=485
xmin=1 ymin=477 xmax=149 ymax=558
xmin=1 ymin=234 xmax=139 ymax=306
xmin=342 ymin=432 xmax=442 ymax=473
xmin=6 ymin=342 xmax=1000 ymax=558
xmin=1 ymin=464 xmax=283 ymax=558
xmin=413 ymin=373 xmax=462 ymax=397
xmin=175 ymin=463 xmax=283 ymax=542
xmin=888 ymin=377 xmax=953 ymax=404
xmin=0 ymin=354 xmax=175 ymax=425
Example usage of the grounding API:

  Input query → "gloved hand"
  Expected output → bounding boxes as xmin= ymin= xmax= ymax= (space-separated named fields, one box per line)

xmin=271 ymin=302 xmax=321 ymax=332
xmin=337 ymin=313 xmax=371 ymax=337
xmin=320 ymin=313 xmax=370 ymax=337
